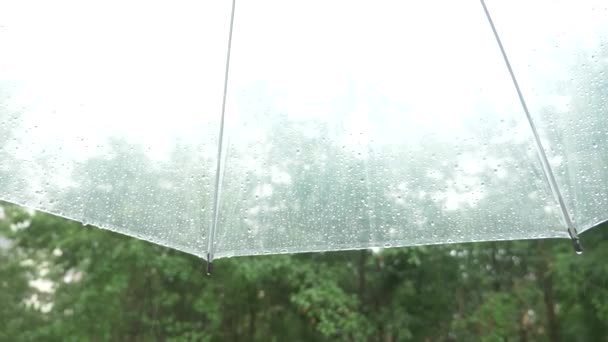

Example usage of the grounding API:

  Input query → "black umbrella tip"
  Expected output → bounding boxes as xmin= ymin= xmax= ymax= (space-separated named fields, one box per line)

xmin=572 ymin=237 xmax=583 ymax=255
xmin=206 ymin=253 xmax=214 ymax=275
xmin=568 ymin=228 xmax=583 ymax=255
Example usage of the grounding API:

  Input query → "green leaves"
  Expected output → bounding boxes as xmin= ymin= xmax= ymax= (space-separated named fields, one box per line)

xmin=292 ymin=280 xmax=372 ymax=340
xmin=2 ymin=200 xmax=608 ymax=341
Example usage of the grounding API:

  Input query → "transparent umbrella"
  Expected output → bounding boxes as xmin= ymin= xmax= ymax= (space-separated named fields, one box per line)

xmin=0 ymin=0 xmax=606 ymax=266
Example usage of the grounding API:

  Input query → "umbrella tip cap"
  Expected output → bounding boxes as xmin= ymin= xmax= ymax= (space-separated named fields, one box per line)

xmin=573 ymin=238 xmax=583 ymax=255
xmin=568 ymin=229 xmax=583 ymax=255
xmin=206 ymin=253 xmax=214 ymax=275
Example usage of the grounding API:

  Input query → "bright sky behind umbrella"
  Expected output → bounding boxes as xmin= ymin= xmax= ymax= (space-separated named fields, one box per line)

xmin=0 ymin=0 xmax=607 ymax=258
xmin=1 ymin=0 xmax=604 ymax=162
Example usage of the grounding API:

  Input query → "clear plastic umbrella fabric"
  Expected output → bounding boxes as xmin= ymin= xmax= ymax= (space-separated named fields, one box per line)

xmin=0 ymin=0 xmax=607 ymax=259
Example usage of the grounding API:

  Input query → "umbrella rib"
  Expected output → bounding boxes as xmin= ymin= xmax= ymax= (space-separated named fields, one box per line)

xmin=207 ymin=0 xmax=238 ymax=272
xmin=479 ymin=0 xmax=582 ymax=252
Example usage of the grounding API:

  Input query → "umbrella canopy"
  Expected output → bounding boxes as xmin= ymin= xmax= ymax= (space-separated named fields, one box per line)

xmin=0 ymin=0 xmax=606 ymax=261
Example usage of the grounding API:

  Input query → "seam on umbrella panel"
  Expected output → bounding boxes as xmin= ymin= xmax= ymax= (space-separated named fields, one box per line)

xmin=207 ymin=0 xmax=238 ymax=265
xmin=479 ymin=0 xmax=581 ymax=251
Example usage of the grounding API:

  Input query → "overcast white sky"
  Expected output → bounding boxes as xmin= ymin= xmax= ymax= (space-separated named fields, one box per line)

xmin=0 ymin=0 xmax=605 ymax=160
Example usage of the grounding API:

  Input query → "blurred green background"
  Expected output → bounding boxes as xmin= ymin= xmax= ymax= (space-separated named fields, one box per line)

xmin=1 ymin=201 xmax=607 ymax=341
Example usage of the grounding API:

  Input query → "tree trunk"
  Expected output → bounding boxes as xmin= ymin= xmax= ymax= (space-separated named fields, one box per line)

xmin=490 ymin=242 xmax=501 ymax=291
xmin=249 ymin=306 xmax=256 ymax=341
xmin=542 ymin=272 xmax=560 ymax=342
xmin=537 ymin=241 xmax=561 ymax=342
xmin=358 ymin=249 xmax=367 ymax=298
xmin=519 ymin=313 xmax=529 ymax=342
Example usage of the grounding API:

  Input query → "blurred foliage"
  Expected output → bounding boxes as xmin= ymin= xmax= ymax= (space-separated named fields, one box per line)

xmin=1 ymin=201 xmax=607 ymax=341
